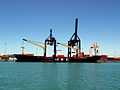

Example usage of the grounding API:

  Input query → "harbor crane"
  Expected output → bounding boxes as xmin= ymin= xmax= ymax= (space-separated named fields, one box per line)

xmin=57 ymin=42 xmax=78 ymax=59
xmin=68 ymin=18 xmax=81 ymax=57
xmin=23 ymin=39 xmax=46 ymax=57
xmin=45 ymin=29 xmax=56 ymax=60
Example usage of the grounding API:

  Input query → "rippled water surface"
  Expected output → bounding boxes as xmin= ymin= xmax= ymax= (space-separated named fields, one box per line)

xmin=0 ymin=62 xmax=120 ymax=90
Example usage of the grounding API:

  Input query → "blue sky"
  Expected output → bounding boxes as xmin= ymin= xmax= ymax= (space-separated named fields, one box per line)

xmin=0 ymin=0 xmax=120 ymax=57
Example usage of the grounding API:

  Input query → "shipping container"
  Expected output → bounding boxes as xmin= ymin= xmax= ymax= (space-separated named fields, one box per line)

xmin=1 ymin=57 xmax=9 ymax=60
xmin=25 ymin=54 xmax=34 ymax=56
xmin=115 ymin=57 xmax=120 ymax=61
xmin=57 ymin=55 xmax=64 ymax=58
xmin=107 ymin=57 xmax=114 ymax=61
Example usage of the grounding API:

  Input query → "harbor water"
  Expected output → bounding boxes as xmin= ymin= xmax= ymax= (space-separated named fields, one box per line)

xmin=0 ymin=62 xmax=120 ymax=90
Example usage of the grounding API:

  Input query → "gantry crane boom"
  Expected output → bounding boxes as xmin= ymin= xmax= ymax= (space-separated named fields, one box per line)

xmin=57 ymin=43 xmax=77 ymax=50
xmin=23 ymin=39 xmax=46 ymax=57
xmin=57 ymin=42 xmax=78 ymax=58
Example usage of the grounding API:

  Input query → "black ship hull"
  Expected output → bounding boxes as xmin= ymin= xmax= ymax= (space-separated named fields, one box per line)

xmin=69 ymin=56 xmax=102 ymax=63
xmin=15 ymin=55 xmax=101 ymax=63
xmin=15 ymin=55 xmax=45 ymax=62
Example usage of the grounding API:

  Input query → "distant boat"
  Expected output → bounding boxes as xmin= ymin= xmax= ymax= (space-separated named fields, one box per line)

xmin=0 ymin=55 xmax=16 ymax=62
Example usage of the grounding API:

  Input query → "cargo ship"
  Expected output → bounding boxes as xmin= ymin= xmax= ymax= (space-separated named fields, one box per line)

xmin=14 ymin=42 xmax=102 ymax=63
xmin=14 ymin=18 xmax=102 ymax=63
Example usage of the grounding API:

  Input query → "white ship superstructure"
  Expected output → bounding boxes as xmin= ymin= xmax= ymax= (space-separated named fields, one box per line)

xmin=89 ymin=43 xmax=98 ymax=56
